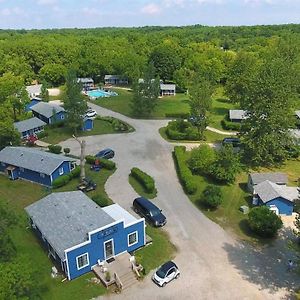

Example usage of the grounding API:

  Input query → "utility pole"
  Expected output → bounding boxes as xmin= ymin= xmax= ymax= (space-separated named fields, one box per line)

xmin=73 ymin=135 xmax=86 ymax=182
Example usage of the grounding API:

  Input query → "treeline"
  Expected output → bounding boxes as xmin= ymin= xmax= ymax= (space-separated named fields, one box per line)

xmin=0 ymin=24 xmax=300 ymax=86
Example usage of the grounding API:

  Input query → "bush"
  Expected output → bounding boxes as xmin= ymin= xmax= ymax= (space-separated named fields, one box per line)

xmin=52 ymin=175 xmax=70 ymax=188
xmin=92 ymin=194 xmax=109 ymax=207
xmin=173 ymin=146 xmax=197 ymax=194
xmin=100 ymin=158 xmax=116 ymax=170
xmin=221 ymin=119 xmax=241 ymax=131
xmin=130 ymin=167 xmax=155 ymax=193
xmin=48 ymin=144 xmax=62 ymax=154
xmin=166 ymin=120 xmax=201 ymax=141
xmin=202 ymin=185 xmax=222 ymax=209
xmin=165 ymin=112 xmax=190 ymax=119
xmin=63 ymin=147 xmax=70 ymax=155
xmin=85 ymin=155 xmax=96 ymax=164
xmin=248 ymin=206 xmax=283 ymax=238
xmin=70 ymin=166 xmax=80 ymax=178
xmin=37 ymin=131 xmax=48 ymax=139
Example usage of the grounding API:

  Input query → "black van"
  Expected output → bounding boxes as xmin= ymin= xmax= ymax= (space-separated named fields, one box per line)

xmin=133 ymin=197 xmax=166 ymax=227
xmin=222 ymin=137 xmax=241 ymax=147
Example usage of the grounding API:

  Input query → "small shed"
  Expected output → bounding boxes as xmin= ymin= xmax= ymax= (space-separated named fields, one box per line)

xmin=228 ymin=110 xmax=247 ymax=122
xmin=14 ymin=117 xmax=46 ymax=139
xmin=160 ymin=84 xmax=176 ymax=96
xmin=82 ymin=117 xmax=94 ymax=131
xmin=77 ymin=78 xmax=94 ymax=90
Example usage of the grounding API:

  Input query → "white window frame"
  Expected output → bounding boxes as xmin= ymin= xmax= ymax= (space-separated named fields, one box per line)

xmin=59 ymin=167 xmax=64 ymax=175
xmin=127 ymin=231 xmax=138 ymax=247
xmin=76 ymin=253 xmax=89 ymax=270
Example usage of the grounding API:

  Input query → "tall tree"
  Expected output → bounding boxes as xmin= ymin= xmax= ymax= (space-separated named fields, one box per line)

xmin=40 ymin=81 xmax=49 ymax=102
xmin=63 ymin=69 xmax=87 ymax=134
xmin=131 ymin=63 xmax=160 ymax=117
xmin=188 ymin=78 xmax=214 ymax=139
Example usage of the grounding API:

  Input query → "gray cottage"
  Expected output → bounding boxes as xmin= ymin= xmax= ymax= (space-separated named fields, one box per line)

xmin=26 ymin=84 xmax=42 ymax=98
xmin=14 ymin=117 xmax=46 ymax=139
xmin=77 ymin=78 xmax=94 ymax=90
xmin=104 ymin=75 xmax=128 ymax=85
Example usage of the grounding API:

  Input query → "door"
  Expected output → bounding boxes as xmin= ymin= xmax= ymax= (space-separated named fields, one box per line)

xmin=166 ymin=268 xmax=176 ymax=283
xmin=104 ymin=239 xmax=114 ymax=260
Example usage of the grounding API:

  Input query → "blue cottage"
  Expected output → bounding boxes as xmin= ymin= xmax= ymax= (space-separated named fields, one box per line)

xmin=82 ymin=117 xmax=94 ymax=131
xmin=25 ymin=191 xmax=146 ymax=280
xmin=31 ymin=102 xmax=65 ymax=124
xmin=25 ymin=97 xmax=42 ymax=112
xmin=254 ymin=180 xmax=299 ymax=215
xmin=0 ymin=147 xmax=76 ymax=186
xmin=14 ymin=117 xmax=46 ymax=139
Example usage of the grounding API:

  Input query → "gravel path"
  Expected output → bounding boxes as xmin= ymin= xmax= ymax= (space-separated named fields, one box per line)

xmin=60 ymin=103 xmax=298 ymax=300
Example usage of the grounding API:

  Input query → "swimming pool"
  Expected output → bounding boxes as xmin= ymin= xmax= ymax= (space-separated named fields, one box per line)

xmin=87 ymin=89 xmax=118 ymax=98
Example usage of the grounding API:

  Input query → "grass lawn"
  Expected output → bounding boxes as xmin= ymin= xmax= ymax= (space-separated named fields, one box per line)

xmin=0 ymin=165 xmax=115 ymax=299
xmin=42 ymin=118 xmax=133 ymax=145
xmin=128 ymin=174 xmax=157 ymax=199
xmin=134 ymin=226 xmax=176 ymax=275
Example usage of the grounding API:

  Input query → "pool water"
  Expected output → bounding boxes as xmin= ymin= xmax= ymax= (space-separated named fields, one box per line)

xmin=87 ymin=89 xmax=118 ymax=98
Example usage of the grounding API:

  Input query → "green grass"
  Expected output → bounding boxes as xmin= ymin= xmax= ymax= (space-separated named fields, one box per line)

xmin=128 ymin=174 xmax=157 ymax=199
xmin=0 ymin=166 xmax=115 ymax=299
xmin=134 ymin=226 xmax=176 ymax=275
xmin=42 ymin=118 xmax=132 ymax=145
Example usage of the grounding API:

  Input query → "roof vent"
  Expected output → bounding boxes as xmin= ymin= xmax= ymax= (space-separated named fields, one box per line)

xmin=41 ymin=158 xmax=44 ymax=161
xmin=20 ymin=153 xmax=23 ymax=156
xmin=66 ymin=215 xmax=70 ymax=219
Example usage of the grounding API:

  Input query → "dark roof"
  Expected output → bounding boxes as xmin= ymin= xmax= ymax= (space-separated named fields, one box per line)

xmin=104 ymin=75 xmax=121 ymax=80
xmin=249 ymin=172 xmax=288 ymax=185
xmin=31 ymin=102 xmax=65 ymax=118
xmin=14 ymin=117 xmax=46 ymax=133
xmin=254 ymin=180 xmax=299 ymax=203
xmin=25 ymin=191 xmax=115 ymax=259
xmin=0 ymin=147 xmax=75 ymax=175
xmin=159 ymin=261 xmax=178 ymax=273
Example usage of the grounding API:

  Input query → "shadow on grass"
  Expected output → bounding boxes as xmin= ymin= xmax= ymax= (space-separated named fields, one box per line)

xmin=211 ymin=107 xmax=228 ymax=116
xmin=215 ymin=97 xmax=231 ymax=103
xmin=223 ymin=226 xmax=300 ymax=296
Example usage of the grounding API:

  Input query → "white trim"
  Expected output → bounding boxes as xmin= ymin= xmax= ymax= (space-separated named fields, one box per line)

xmin=76 ymin=252 xmax=90 ymax=270
xmin=65 ymin=255 xmax=71 ymax=280
xmin=104 ymin=239 xmax=115 ymax=260
xmin=143 ymin=218 xmax=146 ymax=246
xmin=123 ymin=217 xmax=144 ymax=228
xmin=58 ymin=167 xmax=64 ymax=175
xmin=127 ymin=231 xmax=138 ymax=247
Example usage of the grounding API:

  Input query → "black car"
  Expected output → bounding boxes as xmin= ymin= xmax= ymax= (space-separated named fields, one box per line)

xmin=222 ymin=137 xmax=241 ymax=147
xmin=133 ymin=197 xmax=166 ymax=227
xmin=95 ymin=148 xmax=115 ymax=159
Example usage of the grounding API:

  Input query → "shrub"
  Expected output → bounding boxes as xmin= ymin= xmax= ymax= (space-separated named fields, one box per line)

xmin=85 ymin=155 xmax=96 ymax=164
xmin=221 ymin=119 xmax=241 ymax=131
xmin=202 ymin=185 xmax=222 ymax=209
xmin=165 ymin=112 xmax=190 ymax=119
xmin=100 ymin=158 xmax=116 ymax=170
xmin=52 ymin=175 xmax=70 ymax=188
xmin=63 ymin=147 xmax=70 ymax=155
xmin=130 ymin=167 xmax=155 ymax=193
xmin=37 ymin=131 xmax=48 ymax=139
xmin=166 ymin=120 xmax=201 ymax=141
xmin=70 ymin=166 xmax=80 ymax=178
xmin=173 ymin=146 xmax=197 ymax=194
xmin=248 ymin=206 xmax=283 ymax=238
xmin=48 ymin=144 xmax=62 ymax=154
xmin=92 ymin=194 xmax=109 ymax=207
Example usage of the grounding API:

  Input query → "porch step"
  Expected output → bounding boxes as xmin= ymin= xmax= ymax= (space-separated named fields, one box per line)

xmin=119 ymin=271 xmax=137 ymax=290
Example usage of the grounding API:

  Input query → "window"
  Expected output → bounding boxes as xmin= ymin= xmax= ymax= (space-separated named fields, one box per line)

xmin=128 ymin=231 xmax=138 ymax=246
xmin=61 ymin=115 xmax=65 ymax=120
xmin=76 ymin=253 xmax=89 ymax=270
xmin=40 ymin=173 xmax=45 ymax=178
xmin=59 ymin=167 xmax=64 ymax=175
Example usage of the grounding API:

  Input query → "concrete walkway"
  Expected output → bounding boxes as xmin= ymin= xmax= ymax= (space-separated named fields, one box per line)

xmin=60 ymin=103 xmax=299 ymax=300
xmin=206 ymin=126 xmax=237 ymax=136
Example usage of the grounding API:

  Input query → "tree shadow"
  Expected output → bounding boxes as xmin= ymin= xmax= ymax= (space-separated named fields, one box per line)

xmin=211 ymin=107 xmax=228 ymax=116
xmin=223 ymin=226 xmax=300 ymax=297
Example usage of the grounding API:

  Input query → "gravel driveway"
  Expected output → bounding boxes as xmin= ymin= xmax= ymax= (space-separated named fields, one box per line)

xmin=60 ymin=103 xmax=298 ymax=300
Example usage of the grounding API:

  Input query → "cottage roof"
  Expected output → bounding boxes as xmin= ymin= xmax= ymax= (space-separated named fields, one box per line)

xmin=0 ymin=147 xmax=75 ymax=175
xmin=31 ymin=102 xmax=65 ymax=118
xmin=102 ymin=204 xmax=138 ymax=226
xmin=295 ymin=111 xmax=300 ymax=119
xmin=254 ymin=180 xmax=299 ymax=203
xmin=290 ymin=129 xmax=300 ymax=140
xmin=249 ymin=172 xmax=288 ymax=185
xmin=26 ymin=84 xmax=42 ymax=96
xmin=25 ymin=191 xmax=115 ymax=259
xmin=229 ymin=109 xmax=247 ymax=120
xmin=104 ymin=75 xmax=121 ymax=80
xmin=77 ymin=77 xmax=94 ymax=83
xmin=14 ymin=117 xmax=46 ymax=134
xmin=160 ymin=83 xmax=176 ymax=91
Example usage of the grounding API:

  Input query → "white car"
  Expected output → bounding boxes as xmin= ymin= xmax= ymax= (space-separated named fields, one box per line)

xmin=152 ymin=261 xmax=180 ymax=287
xmin=85 ymin=109 xmax=97 ymax=118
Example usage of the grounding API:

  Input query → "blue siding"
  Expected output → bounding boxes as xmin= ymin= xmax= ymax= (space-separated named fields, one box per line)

xmin=82 ymin=119 xmax=93 ymax=131
xmin=66 ymin=219 xmax=145 ymax=280
xmin=266 ymin=197 xmax=294 ymax=215
xmin=25 ymin=99 xmax=41 ymax=112
xmin=20 ymin=126 xmax=45 ymax=139
xmin=32 ymin=111 xmax=50 ymax=124
xmin=52 ymin=161 xmax=72 ymax=181
xmin=50 ymin=111 xmax=65 ymax=124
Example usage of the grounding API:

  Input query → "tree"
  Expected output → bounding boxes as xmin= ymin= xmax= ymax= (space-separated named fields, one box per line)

xmin=189 ymin=78 xmax=214 ymax=139
xmin=131 ymin=63 xmax=160 ymax=117
xmin=40 ymin=81 xmax=49 ymax=102
xmin=210 ymin=145 xmax=241 ymax=184
xmin=202 ymin=185 xmax=223 ymax=209
xmin=188 ymin=144 xmax=216 ymax=175
xmin=39 ymin=63 xmax=66 ymax=86
xmin=248 ymin=206 xmax=283 ymax=238
xmin=63 ymin=69 xmax=87 ymax=134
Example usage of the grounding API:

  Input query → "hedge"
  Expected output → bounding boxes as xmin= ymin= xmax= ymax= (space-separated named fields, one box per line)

xmin=173 ymin=146 xmax=197 ymax=194
xmin=221 ymin=119 xmax=241 ymax=131
xmin=130 ymin=167 xmax=155 ymax=193
xmin=92 ymin=194 xmax=109 ymax=207
xmin=70 ymin=166 xmax=81 ymax=178
xmin=52 ymin=175 xmax=70 ymax=188
xmin=85 ymin=155 xmax=116 ymax=170
xmin=166 ymin=127 xmax=200 ymax=141
xmin=85 ymin=155 xmax=96 ymax=164
xmin=48 ymin=144 xmax=62 ymax=154
xmin=165 ymin=112 xmax=190 ymax=119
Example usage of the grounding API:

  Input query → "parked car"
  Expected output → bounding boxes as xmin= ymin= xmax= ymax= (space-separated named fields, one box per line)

xmin=85 ymin=109 xmax=97 ymax=118
xmin=222 ymin=137 xmax=241 ymax=147
xmin=77 ymin=177 xmax=97 ymax=192
xmin=133 ymin=197 xmax=166 ymax=227
xmin=95 ymin=148 xmax=115 ymax=159
xmin=152 ymin=261 xmax=180 ymax=287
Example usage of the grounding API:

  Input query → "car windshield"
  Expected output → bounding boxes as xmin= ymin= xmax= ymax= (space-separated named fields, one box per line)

xmin=150 ymin=209 xmax=161 ymax=217
xmin=156 ymin=268 xmax=167 ymax=279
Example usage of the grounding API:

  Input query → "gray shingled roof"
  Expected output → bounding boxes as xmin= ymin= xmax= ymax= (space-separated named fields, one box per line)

xmin=229 ymin=109 xmax=247 ymax=120
xmin=254 ymin=180 xmax=299 ymax=203
xmin=77 ymin=78 xmax=94 ymax=83
xmin=14 ymin=117 xmax=46 ymax=134
xmin=25 ymin=191 xmax=115 ymax=259
xmin=26 ymin=84 xmax=42 ymax=96
xmin=0 ymin=147 xmax=75 ymax=175
xmin=31 ymin=102 xmax=65 ymax=118
xmin=104 ymin=75 xmax=120 ymax=80
xmin=160 ymin=83 xmax=176 ymax=91
xmin=250 ymin=172 xmax=288 ymax=185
